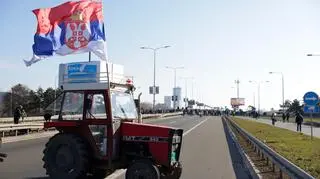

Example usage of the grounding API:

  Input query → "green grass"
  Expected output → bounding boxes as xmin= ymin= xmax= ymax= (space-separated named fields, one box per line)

xmin=304 ymin=118 xmax=320 ymax=123
xmin=233 ymin=118 xmax=320 ymax=178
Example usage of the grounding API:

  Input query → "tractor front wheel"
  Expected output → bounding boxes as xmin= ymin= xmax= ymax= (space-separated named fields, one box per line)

xmin=125 ymin=160 xmax=160 ymax=179
xmin=42 ymin=133 xmax=89 ymax=179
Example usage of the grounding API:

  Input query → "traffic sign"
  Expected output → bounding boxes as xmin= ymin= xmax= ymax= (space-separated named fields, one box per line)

xmin=304 ymin=105 xmax=320 ymax=113
xmin=303 ymin=91 xmax=319 ymax=106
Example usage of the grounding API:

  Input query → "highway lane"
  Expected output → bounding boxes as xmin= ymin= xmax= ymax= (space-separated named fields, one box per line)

xmin=0 ymin=115 xmax=252 ymax=179
xmin=0 ymin=115 xmax=206 ymax=179
xmin=114 ymin=116 xmax=252 ymax=179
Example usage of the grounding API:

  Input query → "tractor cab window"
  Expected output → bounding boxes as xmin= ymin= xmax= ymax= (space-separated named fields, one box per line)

xmin=111 ymin=91 xmax=138 ymax=119
xmin=60 ymin=91 xmax=84 ymax=120
xmin=44 ymin=92 xmax=63 ymax=116
xmin=85 ymin=93 xmax=107 ymax=120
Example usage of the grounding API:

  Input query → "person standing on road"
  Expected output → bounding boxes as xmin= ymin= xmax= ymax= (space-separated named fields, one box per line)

xmin=13 ymin=106 xmax=22 ymax=124
xmin=295 ymin=112 xmax=303 ymax=132
xmin=20 ymin=106 xmax=27 ymax=122
xmin=286 ymin=112 xmax=290 ymax=122
xmin=271 ymin=113 xmax=277 ymax=126
xmin=282 ymin=113 xmax=286 ymax=123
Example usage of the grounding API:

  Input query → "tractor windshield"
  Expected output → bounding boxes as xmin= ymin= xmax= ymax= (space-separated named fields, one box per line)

xmin=111 ymin=91 xmax=138 ymax=119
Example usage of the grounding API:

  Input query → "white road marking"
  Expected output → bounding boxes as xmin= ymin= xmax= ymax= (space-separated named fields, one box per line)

xmin=182 ymin=118 xmax=208 ymax=136
xmin=168 ymin=121 xmax=177 ymax=124
xmin=105 ymin=117 xmax=209 ymax=179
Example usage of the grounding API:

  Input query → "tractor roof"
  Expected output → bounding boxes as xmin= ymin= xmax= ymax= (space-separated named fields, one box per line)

xmin=58 ymin=61 xmax=134 ymax=91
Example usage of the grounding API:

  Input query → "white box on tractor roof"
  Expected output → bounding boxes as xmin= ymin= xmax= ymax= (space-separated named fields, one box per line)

xmin=58 ymin=61 xmax=125 ymax=90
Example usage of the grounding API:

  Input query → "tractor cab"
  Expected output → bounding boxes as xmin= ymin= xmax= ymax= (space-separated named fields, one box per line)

xmin=42 ymin=61 xmax=183 ymax=179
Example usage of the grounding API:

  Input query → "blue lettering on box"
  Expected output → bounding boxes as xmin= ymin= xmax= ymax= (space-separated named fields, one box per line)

xmin=67 ymin=63 xmax=97 ymax=83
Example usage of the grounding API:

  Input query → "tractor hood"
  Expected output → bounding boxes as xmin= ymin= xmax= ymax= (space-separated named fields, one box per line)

xmin=120 ymin=122 xmax=183 ymax=167
xmin=121 ymin=122 xmax=182 ymax=139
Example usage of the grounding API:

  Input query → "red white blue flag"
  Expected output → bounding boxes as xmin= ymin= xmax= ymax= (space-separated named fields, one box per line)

xmin=24 ymin=0 xmax=107 ymax=67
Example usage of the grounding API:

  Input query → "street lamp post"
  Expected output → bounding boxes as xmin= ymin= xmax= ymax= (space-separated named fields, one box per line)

xmin=180 ymin=77 xmax=194 ymax=108
xmin=140 ymin=45 xmax=170 ymax=111
xmin=166 ymin=66 xmax=184 ymax=109
xmin=235 ymin=79 xmax=240 ymax=99
xmin=249 ymin=80 xmax=269 ymax=113
xmin=269 ymin=72 xmax=284 ymax=112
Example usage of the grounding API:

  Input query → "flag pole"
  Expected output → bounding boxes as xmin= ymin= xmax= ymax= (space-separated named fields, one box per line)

xmin=89 ymin=52 xmax=91 ymax=62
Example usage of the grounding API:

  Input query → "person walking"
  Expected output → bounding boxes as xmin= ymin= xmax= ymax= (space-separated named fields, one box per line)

xmin=13 ymin=106 xmax=22 ymax=124
xmin=282 ymin=113 xmax=286 ymax=122
xmin=271 ymin=113 xmax=277 ymax=126
xmin=286 ymin=112 xmax=290 ymax=122
xmin=20 ymin=106 xmax=27 ymax=122
xmin=295 ymin=112 xmax=303 ymax=132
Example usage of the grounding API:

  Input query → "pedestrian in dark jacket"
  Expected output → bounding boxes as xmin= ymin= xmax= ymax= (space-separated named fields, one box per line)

xmin=286 ymin=112 xmax=290 ymax=122
xmin=295 ymin=112 xmax=303 ymax=132
xmin=271 ymin=113 xmax=277 ymax=126
xmin=13 ymin=106 xmax=22 ymax=124
xmin=282 ymin=113 xmax=286 ymax=122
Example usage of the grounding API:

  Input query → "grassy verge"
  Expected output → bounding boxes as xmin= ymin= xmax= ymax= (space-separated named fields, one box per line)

xmin=233 ymin=117 xmax=320 ymax=178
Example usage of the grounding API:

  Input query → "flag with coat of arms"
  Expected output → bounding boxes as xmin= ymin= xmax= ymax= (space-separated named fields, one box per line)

xmin=24 ymin=0 xmax=107 ymax=67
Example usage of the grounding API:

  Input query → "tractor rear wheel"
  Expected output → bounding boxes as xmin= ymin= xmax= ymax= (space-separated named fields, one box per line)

xmin=42 ymin=133 xmax=89 ymax=179
xmin=125 ymin=159 xmax=160 ymax=179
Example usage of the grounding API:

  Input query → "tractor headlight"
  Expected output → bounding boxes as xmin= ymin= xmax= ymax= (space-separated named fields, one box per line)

xmin=171 ymin=135 xmax=181 ymax=163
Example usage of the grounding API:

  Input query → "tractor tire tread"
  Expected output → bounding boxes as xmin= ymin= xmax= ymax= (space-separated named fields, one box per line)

xmin=42 ymin=133 xmax=89 ymax=179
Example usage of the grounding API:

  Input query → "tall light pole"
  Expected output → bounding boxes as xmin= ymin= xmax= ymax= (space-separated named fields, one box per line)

xmin=180 ymin=77 xmax=194 ymax=108
xmin=166 ymin=66 xmax=184 ymax=109
xmin=140 ymin=45 xmax=170 ymax=111
xmin=249 ymin=80 xmax=269 ymax=113
xmin=269 ymin=72 xmax=284 ymax=112
xmin=231 ymin=86 xmax=237 ymax=97
xmin=235 ymin=79 xmax=240 ymax=98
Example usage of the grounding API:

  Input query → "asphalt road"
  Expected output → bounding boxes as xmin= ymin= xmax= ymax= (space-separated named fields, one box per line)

xmin=0 ymin=115 xmax=252 ymax=179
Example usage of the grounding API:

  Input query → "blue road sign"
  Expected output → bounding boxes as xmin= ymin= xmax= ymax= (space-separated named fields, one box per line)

xmin=303 ymin=91 xmax=319 ymax=106
xmin=304 ymin=105 xmax=320 ymax=113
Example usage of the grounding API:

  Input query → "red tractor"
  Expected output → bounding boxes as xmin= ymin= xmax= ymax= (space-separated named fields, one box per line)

xmin=42 ymin=78 xmax=183 ymax=178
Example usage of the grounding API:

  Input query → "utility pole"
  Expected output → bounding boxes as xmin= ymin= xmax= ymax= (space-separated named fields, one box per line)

xmin=140 ymin=45 xmax=170 ymax=111
xmin=235 ymin=79 xmax=240 ymax=98
xmin=166 ymin=66 xmax=184 ymax=109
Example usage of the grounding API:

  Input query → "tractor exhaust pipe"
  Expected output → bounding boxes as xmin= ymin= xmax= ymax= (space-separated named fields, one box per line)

xmin=137 ymin=93 xmax=143 ymax=123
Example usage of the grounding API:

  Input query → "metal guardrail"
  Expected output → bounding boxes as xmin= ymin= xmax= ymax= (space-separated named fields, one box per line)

xmin=0 ymin=112 xmax=182 ymax=124
xmin=0 ymin=123 xmax=44 ymax=137
xmin=0 ymin=112 xmax=182 ymax=138
xmin=224 ymin=116 xmax=315 ymax=179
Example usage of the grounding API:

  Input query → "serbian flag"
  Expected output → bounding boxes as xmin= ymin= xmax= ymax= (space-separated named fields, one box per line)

xmin=24 ymin=0 xmax=107 ymax=67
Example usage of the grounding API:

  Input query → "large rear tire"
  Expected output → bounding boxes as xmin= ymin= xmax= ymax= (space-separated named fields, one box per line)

xmin=42 ymin=133 xmax=89 ymax=179
xmin=125 ymin=160 xmax=160 ymax=179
